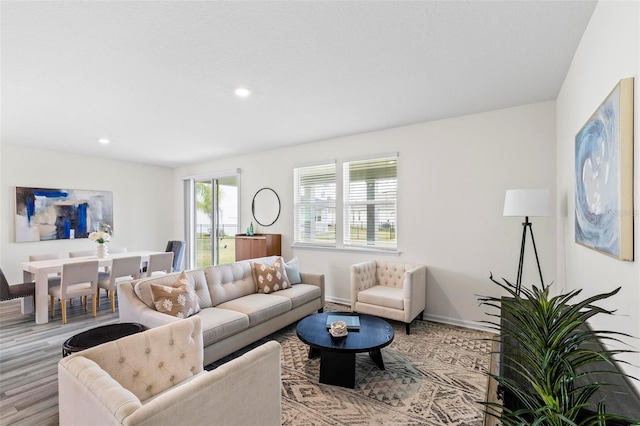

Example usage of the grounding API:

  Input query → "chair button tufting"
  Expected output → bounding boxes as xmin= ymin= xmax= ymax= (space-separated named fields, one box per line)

xmin=170 ymin=375 xmax=175 ymax=382
xmin=133 ymin=371 xmax=138 ymax=377
xmin=169 ymin=340 xmax=174 ymax=345
xmin=145 ymin=348 xmax=150 ymax=354
xmin=119 ymin=357 xmax=124 ymax=363
xmin=146 ymin=385 xmax=152 ymax=392
xmin=181 ymin=353 xmax=185 ymax=358
xmin=158 ymin=362 xmax=163 ymax=368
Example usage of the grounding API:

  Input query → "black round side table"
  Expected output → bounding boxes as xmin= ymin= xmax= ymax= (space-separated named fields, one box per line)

xmin=62 ymin=322 xmax=146 ymax=357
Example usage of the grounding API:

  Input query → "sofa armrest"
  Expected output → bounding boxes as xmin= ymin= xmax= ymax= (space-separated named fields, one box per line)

xmin=403 ymin=265 xmax=427 ymax=323
xmin=58 ymin=356 xmax=142 ymax=426
xmin=122 ymin=341 xmax=282 ymax=426
xmin=300 ymin=272 xmax=324 ymax=307
xmin=117 ymin=281 xmax=180 ymax=329
xmin=350 ymin=260 xmax=377 ymax=311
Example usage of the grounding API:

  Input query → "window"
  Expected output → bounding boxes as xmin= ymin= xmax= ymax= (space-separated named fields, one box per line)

xmin=293 ymin=162 xmax=336 ymax=245
xmin=343 ymin=155 xmax=397 ymax=249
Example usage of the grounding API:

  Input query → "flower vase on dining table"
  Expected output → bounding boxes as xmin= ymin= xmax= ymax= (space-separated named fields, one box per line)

xmin=96 ymin=243 xmax=109 ymax=258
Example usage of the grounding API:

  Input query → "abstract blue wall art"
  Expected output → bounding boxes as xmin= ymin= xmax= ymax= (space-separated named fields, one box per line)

xmin=575 ymin=78 xmax=634 ymax=261
xmin=15 ymin=187 xmax=113 ymax=243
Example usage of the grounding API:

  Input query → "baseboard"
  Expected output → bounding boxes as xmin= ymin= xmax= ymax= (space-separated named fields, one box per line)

xmin=325 ymin=296 xmax=496 ymax=333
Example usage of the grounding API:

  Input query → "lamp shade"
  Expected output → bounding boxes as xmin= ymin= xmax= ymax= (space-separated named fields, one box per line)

xmin=503 ymin=189 xmax=550 ymax=217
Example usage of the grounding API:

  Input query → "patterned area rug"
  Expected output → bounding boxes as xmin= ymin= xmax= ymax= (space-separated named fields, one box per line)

xmin=207 ymin=303 xmax=493 ymax=425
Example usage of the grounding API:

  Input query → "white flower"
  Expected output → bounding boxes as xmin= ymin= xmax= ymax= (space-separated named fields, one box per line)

xmin=162 ymin=298 xmax=173 ymax=311
xmin=274 ymin=283 xmax=280 ymax=292
xmin=88 ymin=231 xmax=111 ymax=244
xmin=258 ymin=275 xmax=264 ymax=284
xmin=263 ymin=285 xmax=271 ymax=293
xmin=276 ymin=271 xmax=282 ymax=279
xmin=177 ymin=293 xmax=187 ymax=306
xmin=267 ymin=273 xmax=273 ymax=282
xmin=162 ymin=286 xmax=172 ymax=293
xmin=176 ymin=312 xmax=185 ymax=319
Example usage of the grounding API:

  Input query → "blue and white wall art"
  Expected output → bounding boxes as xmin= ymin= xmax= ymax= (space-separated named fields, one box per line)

xmin=15 ymin=187 xmax=113 ymax=243
xmin=575 ymin=77 xmax=634 ymax=261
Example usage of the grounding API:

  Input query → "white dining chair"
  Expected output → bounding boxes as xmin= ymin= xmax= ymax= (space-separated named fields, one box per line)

xmin=27 ymin=254 xmax=62 ymax=287
xmin=68 ymin=250 xmax=96 ymax=258
xmin=146 ymin=252 xmax=174 ymax=277
xmin=98 ymin=256 xmax=141 ymax=313
xmin=49 ymin=260 xmax=99 ymax=324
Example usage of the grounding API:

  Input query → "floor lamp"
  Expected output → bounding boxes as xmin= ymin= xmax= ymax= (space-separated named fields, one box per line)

xmin=503 ymin=189 xmax=550 ymax=295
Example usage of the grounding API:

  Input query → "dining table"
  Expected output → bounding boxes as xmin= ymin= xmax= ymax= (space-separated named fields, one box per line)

xmin=21 ymin=250 xmax=161 ymax=324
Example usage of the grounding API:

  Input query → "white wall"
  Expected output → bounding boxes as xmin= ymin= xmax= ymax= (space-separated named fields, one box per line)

xmin=556 ymin=0 xmax=640 ymax=387
xmin=174 ymin=101 xmax=557 ymax=329
xmin=0 ymin=144 xmax=175 ymax=282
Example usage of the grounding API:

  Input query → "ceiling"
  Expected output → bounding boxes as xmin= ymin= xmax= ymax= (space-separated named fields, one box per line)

xmin=1 ymin=1 xmax=597 ymax=168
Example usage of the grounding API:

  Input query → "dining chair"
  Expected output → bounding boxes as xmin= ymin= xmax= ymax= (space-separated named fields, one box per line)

xmin=0 ymin=267 xmax=35 ymax=302
xmin=68 ymin=250 xmax=96 ymax=258
xmin=27 ymin=254 xmax=62 ymax=287
xmin=69 ymin=250 xmax=110 ymax=283
xmin=165 ymin=240 xmax=186 ymax=272
xmin=49 ymin=260 xmax=99 ymax=324
xmin=98 ymin=256 xmax=141 ymax=313
xmin=146 ymin=252 xmax=174 ymax=277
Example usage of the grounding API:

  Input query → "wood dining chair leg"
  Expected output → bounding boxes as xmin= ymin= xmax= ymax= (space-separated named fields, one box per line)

xmin=61 ymin=299 xmax=67 ymax=324
xmin=110 ymin=290 xmax=116 ymax=313
xmin=92 ymin=294 xmax=97 ymax=317
xmin=82 ymin=296 xmax=88 ymax=311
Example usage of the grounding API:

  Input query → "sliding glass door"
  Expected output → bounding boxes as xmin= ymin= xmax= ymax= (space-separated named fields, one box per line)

xmin=186 ymin=172 xmax=239 ymax=268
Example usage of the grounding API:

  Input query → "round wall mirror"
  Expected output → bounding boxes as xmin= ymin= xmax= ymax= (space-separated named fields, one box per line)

xmin=252 ymin=188 xmax=281 ymax=227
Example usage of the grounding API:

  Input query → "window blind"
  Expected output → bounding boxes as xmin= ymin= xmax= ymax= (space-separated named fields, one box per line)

xmin=343 ymin=155 xmax=397 ymax=249
xmin=293 ymin=162 xmax=336 ymax=245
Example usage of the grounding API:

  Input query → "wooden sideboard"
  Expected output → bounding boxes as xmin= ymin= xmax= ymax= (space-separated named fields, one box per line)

xmin=235 ymin=233 xmax=281 ymax=261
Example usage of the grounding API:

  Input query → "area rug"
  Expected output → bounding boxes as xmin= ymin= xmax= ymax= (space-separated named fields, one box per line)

xmin=207 ymin=303 xmax=493 ymax=425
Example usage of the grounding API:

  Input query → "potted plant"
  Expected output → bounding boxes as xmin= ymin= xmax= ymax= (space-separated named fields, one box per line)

xmin=479 ymin=275 xmax=638 ymax=425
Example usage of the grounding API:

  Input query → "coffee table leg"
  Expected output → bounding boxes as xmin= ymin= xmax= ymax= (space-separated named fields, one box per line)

xmin=320 ymin=351 xmax=356 ymax=388
xmin=369 ymin=349 xmax=385 ymax=370
xmin=308 ymin=346 xmax=320 ymax=359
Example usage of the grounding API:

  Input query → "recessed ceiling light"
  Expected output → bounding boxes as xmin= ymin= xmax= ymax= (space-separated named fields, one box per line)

xmin=234 ymin=87 xmax=251 ymax=98
xmin=98 ymin=138 xmax=110 ymax=145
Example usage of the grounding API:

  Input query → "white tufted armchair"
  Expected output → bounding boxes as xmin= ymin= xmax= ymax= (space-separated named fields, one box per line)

xmin=351 ymin=260 xmax=427 ymax=334
xmin=58 ymin=316 xmax=282 ymax=426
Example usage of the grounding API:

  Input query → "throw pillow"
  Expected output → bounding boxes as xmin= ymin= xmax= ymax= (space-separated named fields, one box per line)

xmin=253 ymin=260 xmax=289 ymax=294
xmin=150 ymin=272 xmax=200 ymax=318
xmin=285 ymin=257 xmax=302 ymax=285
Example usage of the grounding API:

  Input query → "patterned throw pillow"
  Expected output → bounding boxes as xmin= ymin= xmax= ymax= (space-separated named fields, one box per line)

xmin=150 ymin=272 xmax=200 ymax=318
xmin=253 ymin=259 xmax=289 ymax=294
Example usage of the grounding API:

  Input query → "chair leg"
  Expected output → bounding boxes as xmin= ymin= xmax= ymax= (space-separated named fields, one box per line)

xmin=50 ymin=296 xmax=55 ymax=318
xmin=419 ymin=311 xmax=424 ymax=321
xmin=92 ymin=294 xmax=97 ymax=317
xmin=61 ymin=299 xmax=67 ymax=324
xmin=82 ymin=296 xmax=88 ymax=311
xmin=97 ymin=288 xmax=101 ymax=307
xmin=406 ymin=322 xmax=411 ymax=335
xmin=110 ymin=290 xmax=116 ymax=313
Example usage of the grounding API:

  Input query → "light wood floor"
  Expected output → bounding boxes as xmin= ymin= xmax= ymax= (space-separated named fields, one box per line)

xmin=0 ymin=295 xmax=119 ymax=426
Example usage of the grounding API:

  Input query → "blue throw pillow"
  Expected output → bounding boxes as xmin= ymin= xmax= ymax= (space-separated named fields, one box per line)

xmin=285 ymin=258 xmax=302 ymax=285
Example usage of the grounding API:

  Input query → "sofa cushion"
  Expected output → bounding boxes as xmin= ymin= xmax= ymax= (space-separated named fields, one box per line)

xmin=205 ymin=261 xmax=255 ymax=306
xmin=195 ymin=307 xmax=250 ymax=346
xmin=357 ymin=285 xmax=404 ymax=310
xmin=253 ymin=260 xmax=288 ymax=294
xmin=284 ymin=257 xmax=302 ymax=285
xmin=151 ymin=273 xmax=201 ymax=319
xmin=217 ymin=294 xmax=291 ymax=327
xmin=135 ymin=269 xmax=212 ymax=310
xmin=274 ymin=284 xmax=321 ymax=309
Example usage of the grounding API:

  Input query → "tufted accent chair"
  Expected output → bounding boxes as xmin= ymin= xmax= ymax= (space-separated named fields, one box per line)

xmin=58 ymin=316 xmax=282 ymax=425
xmin=351 ymin=260 xmax=427 ymax=334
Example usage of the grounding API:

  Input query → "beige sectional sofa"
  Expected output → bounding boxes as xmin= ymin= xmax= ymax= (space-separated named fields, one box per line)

xmin=118 ymin=256 xmax=324 ymax=365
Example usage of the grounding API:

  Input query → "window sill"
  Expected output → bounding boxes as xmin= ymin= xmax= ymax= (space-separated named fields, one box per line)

xmin=291 ymin=243 xmax=401 ymax=256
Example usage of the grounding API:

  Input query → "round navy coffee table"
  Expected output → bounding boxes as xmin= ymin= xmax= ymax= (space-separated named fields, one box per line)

xmin=296 ymin=312 xmax=394 ymax=388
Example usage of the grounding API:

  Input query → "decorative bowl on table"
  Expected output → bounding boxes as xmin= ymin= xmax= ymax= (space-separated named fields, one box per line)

xmin=329 ymin=320 xmax=348 ymax=338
